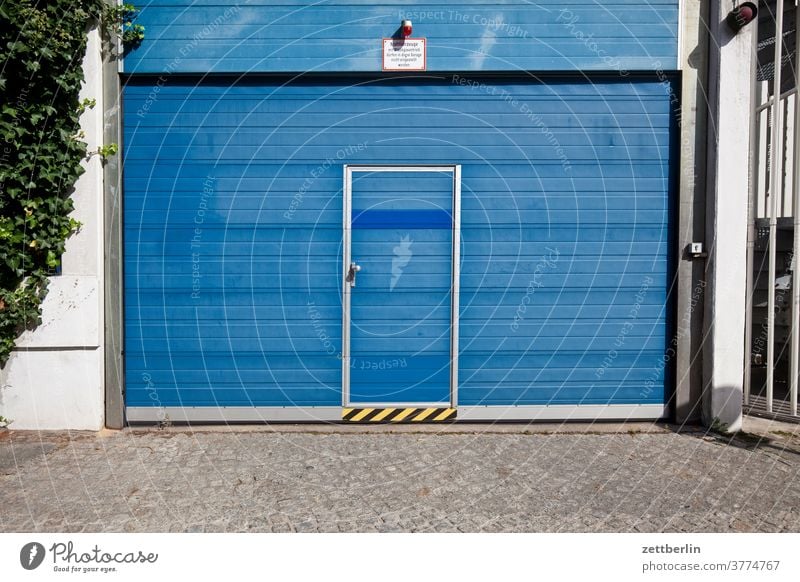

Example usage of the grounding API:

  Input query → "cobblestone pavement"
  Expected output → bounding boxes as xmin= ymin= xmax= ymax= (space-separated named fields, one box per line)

xmin=1 ymin=420 xmax=800 ymax=532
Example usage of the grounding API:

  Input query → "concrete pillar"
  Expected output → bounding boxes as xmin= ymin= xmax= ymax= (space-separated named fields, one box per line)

xmin=103 ymin=30 xmax=124 ymax=430
xmin=674 ymin=0 xmax=710 ymax=424
xmin=702 ymin=0 xmax=757 ymax=432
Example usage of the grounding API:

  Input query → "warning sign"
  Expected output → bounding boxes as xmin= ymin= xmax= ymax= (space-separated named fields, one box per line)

xmin=382 ymin=38 xmax=426 ymax=71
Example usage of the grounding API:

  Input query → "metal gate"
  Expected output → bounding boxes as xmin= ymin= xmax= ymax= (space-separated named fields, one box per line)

xmin=122 ymin=75 xmax=674 ymax=423
xmin=746 ymin=0 xmax=800 ymax=421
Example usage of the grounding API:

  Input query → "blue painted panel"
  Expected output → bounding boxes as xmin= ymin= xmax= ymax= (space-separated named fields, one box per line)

xmin=123 ymin=74 xmax=674 ymax=410
xmin=348 ymin=170 xmax=453 ymax=404
xmin=122 ymin=1 xmax=678 ymax=73
xmin=352 ymin=209 xmax=452 ymax=229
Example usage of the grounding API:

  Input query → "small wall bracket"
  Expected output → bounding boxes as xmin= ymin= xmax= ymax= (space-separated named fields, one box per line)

xmin=687 ymin=242 xmax=708 ymax=259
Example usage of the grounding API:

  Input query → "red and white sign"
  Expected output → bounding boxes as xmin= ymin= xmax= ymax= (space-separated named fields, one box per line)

xmin=382 ymin=38 xmax=426 ymax=71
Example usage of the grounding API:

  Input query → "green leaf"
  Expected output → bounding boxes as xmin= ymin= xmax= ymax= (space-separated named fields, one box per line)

xmin=0 ymin=0 xmax=106 ymax=365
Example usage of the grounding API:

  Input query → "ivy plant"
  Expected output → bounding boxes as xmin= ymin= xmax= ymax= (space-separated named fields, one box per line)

xmin=104 ymin=3 xmax=145 ymax=47
xmin=0 ymin=1 xmax=141 ymax=366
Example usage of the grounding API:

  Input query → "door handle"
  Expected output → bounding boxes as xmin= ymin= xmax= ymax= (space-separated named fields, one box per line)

xmin=347 ymin=262 xmax=362 ymax=287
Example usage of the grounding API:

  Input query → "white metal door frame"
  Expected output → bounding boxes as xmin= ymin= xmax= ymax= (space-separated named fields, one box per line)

xmin=342 ymin=164 xmax=461 ymax=408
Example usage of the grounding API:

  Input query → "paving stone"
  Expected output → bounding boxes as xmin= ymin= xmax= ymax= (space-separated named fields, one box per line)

xmin=1 ymin=429 xmax=799 ymax=532
xmin=0 ymin=440 xmax=56 ymax=476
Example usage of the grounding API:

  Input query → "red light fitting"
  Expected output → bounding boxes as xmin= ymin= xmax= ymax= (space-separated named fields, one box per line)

xmin=727 ymin=2 xmax=758 ymax=33
xmin=401 ymin=20 xmax=412 ymax=37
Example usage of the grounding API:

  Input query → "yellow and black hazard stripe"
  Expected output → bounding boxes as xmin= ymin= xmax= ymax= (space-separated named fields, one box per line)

xmin=342 ymin=407 xmax=456 ymax=423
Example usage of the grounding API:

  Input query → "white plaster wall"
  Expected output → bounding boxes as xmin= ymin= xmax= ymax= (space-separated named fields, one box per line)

xmin=703 ymin=1 xmax=754 ymax=432
xmin=0 ymin=27 xmax=105 ymax=430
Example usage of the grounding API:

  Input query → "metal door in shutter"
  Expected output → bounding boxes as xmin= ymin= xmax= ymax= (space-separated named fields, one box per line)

xmin=343 ymin=166 xmax=460 ymax=406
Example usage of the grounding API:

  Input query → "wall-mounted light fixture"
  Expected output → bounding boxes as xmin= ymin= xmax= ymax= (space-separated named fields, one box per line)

xmin=401 ymin=20 xmax=413 ymax=37
xmin=726 ymin=2 xmax=758 ymax=33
